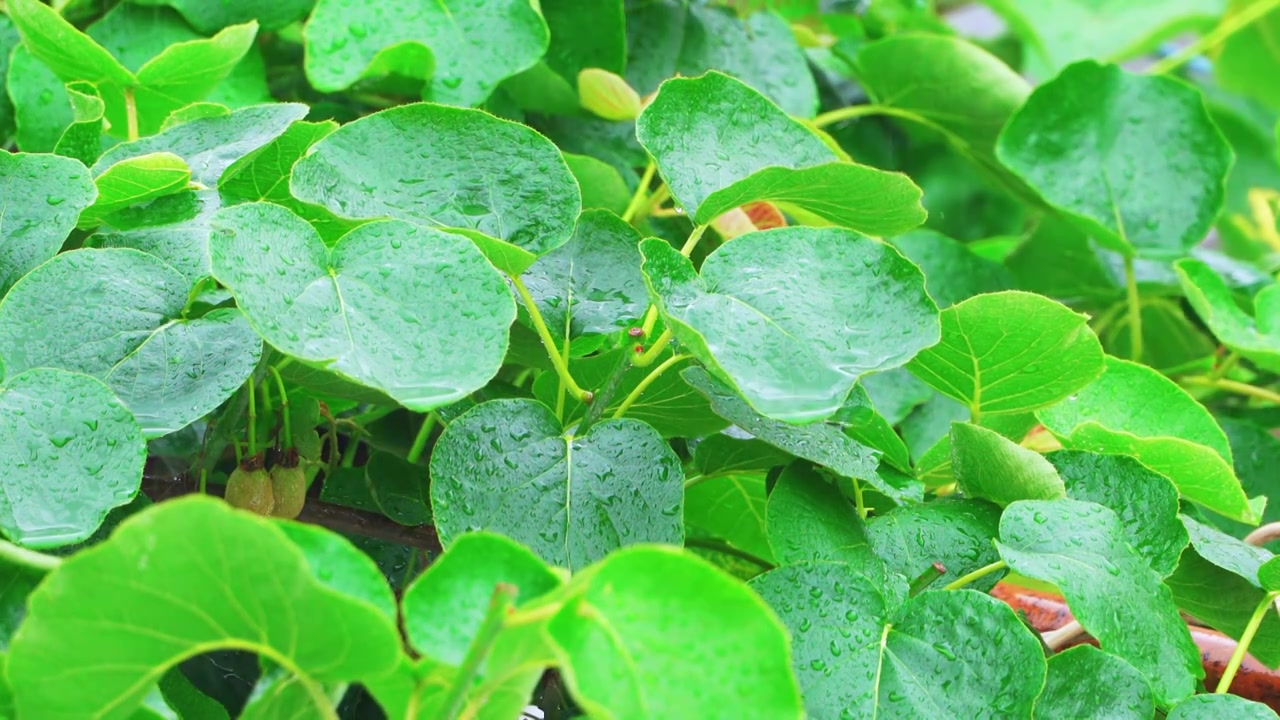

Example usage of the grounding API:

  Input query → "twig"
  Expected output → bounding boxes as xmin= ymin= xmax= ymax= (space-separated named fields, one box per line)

xmin=1042 ymin=620 xmax=1086 ymax=651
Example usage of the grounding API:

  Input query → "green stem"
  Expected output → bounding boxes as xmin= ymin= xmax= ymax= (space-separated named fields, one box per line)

xmin=124 ymin=87 xmax=139 ymax=142
xmin=852 ymin=476 xmax=867 ymax=520
xmin=406 ymin=413 xmax=438 ymax=465
xmin=555 ymin=319 xmax=571 ymax=421
xmin=621 ymin=161 xmax=657 ymax=224
xmin=509 ymin=274 xmax=592 ymax=404
xmin=909 ymin=562 xmax=947 ymax=597
xmin=612 ymin=354 xmax=689 ymax=419
xmin=632 ymin=329 xmax=673 ymax=368
xmin=1183 ymin=376 xmax=1280 ymax=405
xmin=1217 ymin=591 xmax=1280 ymax=693
xmin=1209 ymin=351 xmax=1241 ymax=382
xmin=812 ymin=103 xmax=893 ymax=128
xmin=199 ymin=467 xmax=208 ymax=495
xmin=1148 ymin=0 xmax=1280 ymax=75
xmin=679 ymin=224 xmax=709 ymax=257
xmin=0 ymin=540 xmax=61 ymax=573
xmin=246 ymin=379 xmax=258 ymax=457
xmin=439 ymin=584 xmax=518 ymax=720
xmin=942 ymin=560 xmax=1007 ymax=591
xmin=268 ymin=366 xmax=291 ymax=449
xmin=640 ymin=305 xmax=660 ymax=337
xmin=1123 ymin=255 xmax=1143 ymax=362
xmin=684 ymin=538 xmax=776 ymax=570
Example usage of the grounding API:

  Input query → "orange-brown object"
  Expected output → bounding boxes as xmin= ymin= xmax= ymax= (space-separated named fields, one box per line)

xmin=993 ymin=582 xmax=1280 ymax=711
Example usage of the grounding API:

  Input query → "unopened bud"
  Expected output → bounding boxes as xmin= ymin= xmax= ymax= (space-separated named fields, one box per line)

xmin=578 ymin=68 xmax=642 ymax=122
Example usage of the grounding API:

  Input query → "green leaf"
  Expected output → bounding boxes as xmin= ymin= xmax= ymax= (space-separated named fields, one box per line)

xmin=540 ymin=0 xmax=625 ymax=80
xmin=996 ymin=61 xmax=1232 ymax=259
xmin=209 ymin=203 xmax=515 ymax=411
xmin=562 ymin=153 xmax=630 ymax=216
xmin=521 ymin=210 xmax=647 ymax=339
xmin=685 ymin=473 xmax=774 ymax=565
xmin=1166 ymin=547 xmax=1280 ymax=669
xmin=78 ymin=152 xmax=191 ymax=228
xmin=750 ymin=562 xmax=1044 ymax=719
xmin=860 ymin=368 xmax=933 ymax=426
xmin=766 ymin=462 xmax=874 ymax=567
xmin=304 ymin=0 xmax=547 ymax=105
xmin=402 ymin=532 xmax=561 ymax=665
xmin=1177 ymin=258 xmax=1280 ymax=372
xmin=290 ymin=102 xmax=581 ymax=275
xmin=1167 ymin=693 xmax=1280 ymax=719
xmin=363 ymin=452 xmax=430 ymax=527
xmin=906 ymin=291 xmax=1106 ymax=417
xmin=131 ymin=0 xmax=314 ymax=34
xmin=92 ymin=190 xmax=220 ymax=284
xmin=636 ymin=72 xmax=923 ymax=234
xmin=549 ymin=546 xmax=803 ymax=719
xmin=1034 ymin=645 xmax=1155 ymax=720
xmin=429 ymin=399 xmax=683 ymax=571
xmin=1037 ymin=356 xmax=1253 ymax=522
xmin=1213 ymin=418 xmax=1280 ymax=543
xmin=950 ymin=422 xmax=1066 ymax=506
xmin=1049 ymin=450 xmax=1188 ymax=576
xmin=0 ymin=248 xmax=263 ymax=437
xmin=891 ymin=230 xmax=1015 ymax=309
xmin=832 ymin=385 xmax=912 ymax=472
xmin=7 ymin=496 xmax=401 ymax=717
xmin=1182 ymin=515 xmax=1273 ymax=592
xmin=0 ymin=152 xmax=96 ymax=296
xmin=866 ymin=497 xmax=1005 ymax=593
xmin=997 ymin=499 xmax=1202 ymax=706
xmin=1216 ymin=3 xmax=1280 ymax=112
xmin=0 ymin=15 xmax=18 ymax=144
xmin=6 ymin=45 xmax=74 ymax=153
xmin=53 ymin=81 xmax=106 ymax=167
xmin=692 ymin=435 xmax=792 ymax=478
xmin=643 ymin=228 xmax=938 ymax=423
xmin=683 ymin=368 xmax=918 ymax=502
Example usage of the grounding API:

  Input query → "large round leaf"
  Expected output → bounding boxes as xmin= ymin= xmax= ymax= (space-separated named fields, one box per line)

xmin=0 ymin=368 xmax=145 ymax=548
xmin=429 ymin=399 xmax=683 ymax=571
xmin=0 ymin=248 xmax=262 ymax=437
xmin=290 ymin=102 xmax=580 ymax=275
xmin=0 ymin=152 xmax=96 ymax=296
xmin=642 ymin=227 xmax=939 ymax=424
xmin=1035 ymin=646 xmax=1154 ymax=720
xmin=209 ymin=202 xmax=515 ymax=412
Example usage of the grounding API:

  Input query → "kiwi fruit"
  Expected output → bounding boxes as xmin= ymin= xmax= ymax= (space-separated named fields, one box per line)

xmin=225 ymin=454 xmax=274 ymax=516
xmin=270 ymin=449 xmax=306 ymax=519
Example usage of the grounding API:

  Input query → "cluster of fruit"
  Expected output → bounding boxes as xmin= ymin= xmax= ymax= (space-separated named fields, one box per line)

xmin=224 ymin=449 xmax=307 ymax=519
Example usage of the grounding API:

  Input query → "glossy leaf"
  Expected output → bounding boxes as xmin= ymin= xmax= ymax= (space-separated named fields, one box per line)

xmin=997 ymin=61 xmax=1231 ymax=259
xmin=685 ymin=473 xmax=773 ymax=565
xmin=644 ymin=228 xmax=938 ymax=423
xmin=751 ymin=562 xmax=1044 ymax=719
xmin=53 ymin=82 xmax=106 ymax=167
xmin=997 ymin=499 xmax=1202 ymax=705
xmin=291 ymin=102 xmax=581 ymax=275
xmin=78 ymin=152 xmax=190 ymax=228
xmin=1166 ymin=546 xmax=1280 ymax=669
xmin=209 ymin=203 xmax=515 ymax=411
xmin=429 ymin=399 xmax=683 ymax=571
xmin=548 ymin=546 xmax=804 ymax=719
xmin=907 ymin=291 xmax=1106 ymax=416
xmin=636 ymin=72 xmax=924 ymax=234
xmin=92 ymin=190 xmax=221 ymax=284
xmin=1037 ymin=356 xmax=1253 ymax=522
xmin=950 ymin=422 xmax=1066 ymax=507
xmin=0 ymin=152 xmax=96 ymax=297
xmin=1167 ymin=693 xmax=1280 ymax=719
xmin=364 ymin=452 xmax=430 ymax=527
xmin=0 ymin=248 xmax=262 ymax=437
xmin=1034 ymin=645 xmax=1154 ymax=720
xmin=866 ymin=497 xmax=1005 ymax=593
xmin=766 ymin=462 xmax=873 ymax=568
xmin=131 ymin=0 xmax=314 ymax=34
xmin=1177 ymin=258 xmax=1280 ymax=372
xmin=891 ymin=230 xmax=1015 ymax=309
xmin=832 ymin=385 xmax=912 ymax=472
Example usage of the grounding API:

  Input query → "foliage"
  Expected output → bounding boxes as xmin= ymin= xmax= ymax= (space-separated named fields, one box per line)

xmin=3 ymin=0 xmax=1280 ymax=718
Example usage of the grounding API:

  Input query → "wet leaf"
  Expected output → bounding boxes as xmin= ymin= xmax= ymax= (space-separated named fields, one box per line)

xmin=0 ymin=152 xmax=96 ymax=297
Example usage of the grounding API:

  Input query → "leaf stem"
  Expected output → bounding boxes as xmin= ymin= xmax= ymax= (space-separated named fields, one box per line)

xmin=1148 ymin=0 xmax=1280 ymax=75
xmin=812 ymin=103 xmax=893 ymax=128
xmin=1217 ymin=591 xmax=1280 ymax=693
xmin=123 ymin=87 xmax=139 ymax=142
xmin=246 ymin=379 xmax=258 ymax=457
xmin=555 ymin=319 xmax=572 ymax=421
xmin=632 ymin=329 xmax=674 ymax=367
xmin=0 ymin=540 xmax=61 ymax=573
xmin=1209 ymin=351 xmax=1240 ymax=382
xmin=684 ymin=538 xmax=776 ymax=570
xmin=268 ymin=366 xmax=291 ymax=450
xmin=509 ymin=274 xmax=593 ymax=404
xmin=941 ymin=560 xmax=1007 ymax=591
xmin=679 ymin=224 xmax=709 ymax=257
xmin=440 ymin=583 xmax=519 ymax=720
xmin=622 ymin=161 xmax=657 ymax=224
xmin=640 ymin=305 xmax=660 ymax=337
xmin=1123 ymin=255 xmax=1143 ymax=362
xmin=406 ymin=412 xmax=438 ymax=465
xmin=1182 ymin=376 xmax=1280 ymax=405
xmin=340 ymin=431 xmax=361 ymax=469
xmin=908 ymin=562 xmax=947 ymax=597
xmin=612 ymin=354 xmax=690 ymax=420
xmin=851 ymin=476 xmax=867 ymax=520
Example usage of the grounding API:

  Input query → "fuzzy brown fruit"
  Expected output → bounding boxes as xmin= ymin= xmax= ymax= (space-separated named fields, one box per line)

xmin=270 ymin=465 xmax=306 ymax=519
xmin=225 ymin=455 xmax=274 ymax=516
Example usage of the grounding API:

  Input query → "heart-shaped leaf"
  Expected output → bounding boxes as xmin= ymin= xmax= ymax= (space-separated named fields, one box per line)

xmin=1177 ymin=258 xmax=1280 ymax=372
xmin=1037 ymin=356 xmax=1253 ymax=522
xmin=644 ymin=228 xmax=939 ymax=423
xmin=1035 ymin=646 xmax=1155 ymax=720
xmin=997 ymin=499 xmax=1202 ymax=706
xmin=0 ymin=368 xmax=145 ymax=548
xmin=291 ymin=102 xmax=581 ymax=275
xmin=0 ymin=248 xmax=262 ymax=437
xmin=950 ymin=422 xmax=1067 ymax=507
xmin=0 ymin=152 xmax=96 ymax=296
xmin=429 ymin=399 xmax=683 ymax=571
xmin=210 ymin=202 xmax=515 ymax=411
xmin=636 ymin=72 xmax=924 ymax=234
xmin=997 ymin=61 xmax=1232 ymax=259
xmin=907 ymin=291 xmax=1106 ymax=417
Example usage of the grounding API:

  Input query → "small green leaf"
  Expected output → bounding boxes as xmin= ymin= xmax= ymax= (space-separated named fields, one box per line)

xmin=290 ymin=102 xmax=581 ymax=275
xmin=562 ymin=153 xmax=630 ymax=216
xmin=1177 ymin=258 xmax=1280 ymax=372
xmin=78 ymin=152 xmax=191 ymax=228
xmin=7 ymin=45 xmax=74 ymax=153
xmin=832 ymin=385 xmax=912 ymax=472
xmin=402 ymin=532 xmax=561 ymax=665
xmin=1167 ymin=693 xmax=1280 ymax=719
xmin=1182 ymin=515 xmax=1272 ymax=591
xmin=685 ymin=473 xmax=773 ymax=565
xmin=644 ymin=228 xmax=938 ymax=423
xmin=751 ymin=562 xmax=1044 ymax=719
xmin=130 ymin=0 xmax=314 ymax=34
xmin=1166 ymin=547 xmax=1280 ymax=669
xmin=692 ymin=435 xmax=792 ymax=478
xmin=891 ymin=230 xmax=1015 ymax=309
xmin=996 ymin=61 xmax=1231 ymax=259
xmin=951 ymin=422 xmax=1066 ymax=507
xmin=0 ymin=248 xmax=263 ymax=437
xmin=7 ymin=497 xmax=401 ymax=717
xmin=1213 ymin=418 xmax=1280 ymax=543
xmin=766 ymin=462 xmax=873 ymax=567
xmin=364 ymin=452 xmax=430 ymax=527
xmin=304 ymin=0 xmax=547 ymax=105
xmin=1034 ymin=645 xmax=1154 ymax=720
xmin=429 ymin=399 xmax=683 ymax=571
xmin=907 ymin=291 xmax=1106 ymax=417
xmin=53 ymin=82 xmax=106 ymax=167
xmin=997 ymin=499 xmax=1202 ymax=706
xmin=210 ymin=203 xmax=515 ymax=411
xmin=866 ymin=497 xmax=1005 ymax=593
xmin=540 ymin=0 xmax=625 ymax=80
xmin=636 ymin=72 xmax=923 ymax=234
xmin=860 ymin=368 xmax=933 ymax=426
xmin=1260 ymin=556 xmax=1280 ymax=592
xmin=549 ymin=546 xmax=804 ymax=719
xmin=0 ymin=152 xmax=96 ymax=296
xmin=1037 ymin=356 xmax=1252 ymax=522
